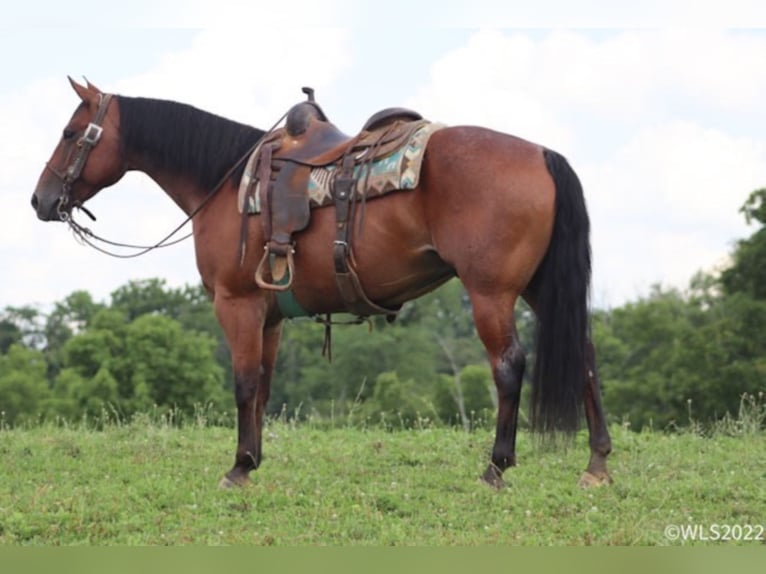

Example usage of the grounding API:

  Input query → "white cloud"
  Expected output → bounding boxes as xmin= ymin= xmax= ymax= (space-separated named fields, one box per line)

xmin=589 ymin=122 xmax=765 ymax=223
xmin=406 ymin=30 xmax=575 ymax=151
xmin=584 ymin=121 xmax=766 ymax=306
xmin=115 ymin=25 xmax=353 ymax=124
xmin=411 ymin=29 xmax=766 ymax=132
xmin=426 ymin=0 xmax=766 ymax=27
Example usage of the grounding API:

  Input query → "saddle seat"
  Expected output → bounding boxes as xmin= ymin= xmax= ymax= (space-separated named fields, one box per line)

xmin=272 ymin=101 xmax=423 ymax=167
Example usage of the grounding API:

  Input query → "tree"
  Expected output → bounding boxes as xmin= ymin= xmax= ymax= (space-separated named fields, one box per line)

xmin=53 ymin=366 xmax=120 ymax=420
xmin=0 ymin=344 xmax=50 ymax=425
xmin=400 ymin=280 xmax=485 ymax=429
xmin=361 ymin=371 xmax=439 ymax=427
xmin=594 ymin=281 xmax=766 ymax=429
xmin=0 ymin=318 xmax=22 ymax=354
xmin=50 ymin=308 xmax=227 ymax=419
xmin=291 ymin=320 xmax=439 ymax=418
xmin=110 ymin=278 xmax=187 ymax=321
xmin=120 ymin=314 xmax=226 ymax=413
xmin=0 ymin=306 xmax=45 ymax=350
xmin=721 ymin=188 xmax=766 ymax=300
xmin=433 ymin=364 xmax=495 ymax=428
xmin=109 ymin=279 xmax=231 ymax=383
xmin=43 ymin=290 xmax=104 ymax=376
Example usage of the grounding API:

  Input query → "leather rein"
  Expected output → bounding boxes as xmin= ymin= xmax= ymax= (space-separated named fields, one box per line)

xmin=50 ymin=93 xmax=285 ymax=259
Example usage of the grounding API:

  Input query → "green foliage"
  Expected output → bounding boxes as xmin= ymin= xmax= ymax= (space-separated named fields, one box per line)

xmin=0 ymin=306 xmax=45 ymax=350
xmin=0 ymin=318 xmax=22 ymax=354
xmin=459 ymin=364 xmax=495 ymax=414
xmin=110 ymin=278 xmax=189 ymax=321
xmin=595 ymin=286 xmax=766 ymax=429
xmin=288 ymin=321 xmax=441 ymax=418
xmin=0 ymin=281 xmax=228 ymax=425
xmin=720 ymin=188 xmax=766 ymax=300
xmin=433 ymin=365 xmax=495 ymax=427
xmin=361 ymin=371 xmax=439 ymax=427
xmin=0 ymin=345 xmax=50 ymax=425
xmin=739 ymin=187 xmax=766 ymax=226
xmin=121 ymin=314 xmax=226 ymax=412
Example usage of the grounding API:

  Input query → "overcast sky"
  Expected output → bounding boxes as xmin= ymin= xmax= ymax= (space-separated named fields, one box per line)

xmin=3 ymin=2 xmax=766 ymax=311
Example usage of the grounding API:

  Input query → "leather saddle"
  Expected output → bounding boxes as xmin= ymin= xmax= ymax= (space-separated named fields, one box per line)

xmin=277 ymin=101 xmax=423 ymax=167
xmin=242 ymin=88 xmax=424 ymax=318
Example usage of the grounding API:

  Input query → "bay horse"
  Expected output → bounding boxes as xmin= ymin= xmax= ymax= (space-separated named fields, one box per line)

xmin=31 ymin=78 xmax=612 ymax=489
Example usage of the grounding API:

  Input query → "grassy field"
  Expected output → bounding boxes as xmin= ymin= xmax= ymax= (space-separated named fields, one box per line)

xmin=1 ymin=415 xmax=764 ymax=546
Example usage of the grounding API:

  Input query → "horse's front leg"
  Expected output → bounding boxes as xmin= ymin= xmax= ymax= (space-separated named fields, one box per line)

xmin=215 ymin=294 xmax=283 ymax=487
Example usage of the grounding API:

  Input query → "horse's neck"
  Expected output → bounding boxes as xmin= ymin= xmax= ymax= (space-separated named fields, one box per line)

xmin=138 ymin=167 xmax=208 ymax=216
xmin=118 ymin=96 xmax=261 ymax=217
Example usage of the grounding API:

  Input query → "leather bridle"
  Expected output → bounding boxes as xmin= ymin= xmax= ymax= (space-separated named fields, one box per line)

xmin=44 ymin=93 xmax=114 ymax=221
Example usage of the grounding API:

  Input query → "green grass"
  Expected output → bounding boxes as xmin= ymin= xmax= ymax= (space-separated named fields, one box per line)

xmin=0 ymin=417 xmax=764 ymax=545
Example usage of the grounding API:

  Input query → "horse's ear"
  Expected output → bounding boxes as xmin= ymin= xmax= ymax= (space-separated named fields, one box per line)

xmin=83 ymin=77 xmax=102 ymax=94
xmin=67 ymin=75 xmax=96 ymax=103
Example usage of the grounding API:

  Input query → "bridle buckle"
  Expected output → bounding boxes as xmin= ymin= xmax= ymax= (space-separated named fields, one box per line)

xmin=81 ymin=122 xmax=103 ymax=146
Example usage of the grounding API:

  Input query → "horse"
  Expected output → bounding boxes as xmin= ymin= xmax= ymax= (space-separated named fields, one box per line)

xmin=32 ymin=78 xmax=612 ymax=489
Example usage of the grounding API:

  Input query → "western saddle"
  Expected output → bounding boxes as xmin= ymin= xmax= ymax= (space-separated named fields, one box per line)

xmin=240 ymin=88 xmax=425 ymax=319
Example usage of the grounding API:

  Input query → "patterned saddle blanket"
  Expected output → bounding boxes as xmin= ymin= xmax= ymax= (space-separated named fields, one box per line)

xmin=238 ymin=120 xmax=443 ymax=215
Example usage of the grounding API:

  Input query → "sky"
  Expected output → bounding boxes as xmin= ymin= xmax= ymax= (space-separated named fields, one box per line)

xmin=2 ymin=1 xmax=766 ymax=312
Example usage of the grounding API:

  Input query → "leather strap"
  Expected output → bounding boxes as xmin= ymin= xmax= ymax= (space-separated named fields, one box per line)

xmin=258 ymin=143 xmax=276 ymax=245
xmin=332 ymin=154 xmax=399 ymax=318
xmin=66 ymin=93 xmax=113 ymax=185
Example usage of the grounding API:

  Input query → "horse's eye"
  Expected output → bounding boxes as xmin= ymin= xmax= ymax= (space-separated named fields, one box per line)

xmin=62 ymin=128 xmax=76 ymax=140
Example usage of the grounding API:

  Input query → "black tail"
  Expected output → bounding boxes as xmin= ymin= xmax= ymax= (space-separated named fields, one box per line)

xmin=529 ymin=149 xmax=591 ymax=434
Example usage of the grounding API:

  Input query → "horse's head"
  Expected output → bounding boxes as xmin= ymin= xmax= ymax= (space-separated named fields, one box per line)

xmin=31 ymin=78 xmax=125 ymax=221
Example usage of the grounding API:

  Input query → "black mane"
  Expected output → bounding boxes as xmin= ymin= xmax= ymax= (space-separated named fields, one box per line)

xmin=117 ymin=96 xmax=265 ymax=189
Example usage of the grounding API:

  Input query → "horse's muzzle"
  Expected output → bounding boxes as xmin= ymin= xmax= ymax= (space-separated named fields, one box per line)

xmin=31 ymin=191 xmax=64 ymax=222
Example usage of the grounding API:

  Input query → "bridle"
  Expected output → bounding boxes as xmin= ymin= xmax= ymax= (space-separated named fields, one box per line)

xmin=44 ymin=93 xmax=113 ymax=222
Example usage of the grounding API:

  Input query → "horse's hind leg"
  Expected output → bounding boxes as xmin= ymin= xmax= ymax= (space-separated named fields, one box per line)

xmin=469 ymin=291 xmax=526 ymax=488
xmin=579 ymin=339 xmax=613 ymax=487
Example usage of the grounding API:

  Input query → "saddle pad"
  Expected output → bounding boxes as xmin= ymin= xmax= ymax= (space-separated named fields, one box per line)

xmin=239 ymin=121 xmax=444 ymax=215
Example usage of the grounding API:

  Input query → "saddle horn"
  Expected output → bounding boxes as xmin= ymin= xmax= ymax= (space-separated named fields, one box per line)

xmin=301 ymin=87 xmax=316 ymax=102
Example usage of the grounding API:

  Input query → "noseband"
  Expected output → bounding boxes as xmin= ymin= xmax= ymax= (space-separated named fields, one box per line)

xmin=44 ymin=93 xmax=113 ymax=221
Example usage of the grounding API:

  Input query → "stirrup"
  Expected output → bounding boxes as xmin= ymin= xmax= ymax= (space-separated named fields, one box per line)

xmin=254 ymin=245 xmax=295 ymax=292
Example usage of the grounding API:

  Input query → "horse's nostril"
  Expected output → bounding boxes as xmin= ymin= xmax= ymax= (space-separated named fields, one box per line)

xmin=31 ymin=194 xmax=39 ymax=209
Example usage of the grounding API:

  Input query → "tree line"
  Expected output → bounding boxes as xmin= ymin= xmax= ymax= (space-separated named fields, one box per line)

xmin=2 ymin=189 xmax=765 ymax=430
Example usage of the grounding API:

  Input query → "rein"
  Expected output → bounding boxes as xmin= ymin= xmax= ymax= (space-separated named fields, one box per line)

xmin=66 ymin=152 xmax=248 ymax=259
xmin=63 ymin=99 xmax=289 ymax=258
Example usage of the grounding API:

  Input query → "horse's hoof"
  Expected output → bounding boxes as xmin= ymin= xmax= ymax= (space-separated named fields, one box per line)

xmin=218 ymin=472 xmax=251 ymax=489
xmin=481 ymin=465 xmax=506 ymax=490
xmin=578 ymin=470 xmax=613 ymax=488
xmin=218 ymin=476 xmax=237 ymax=489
